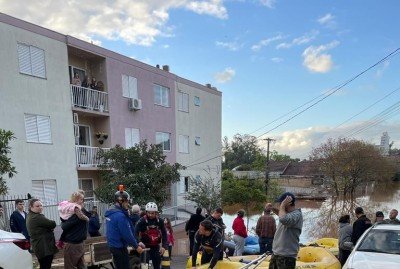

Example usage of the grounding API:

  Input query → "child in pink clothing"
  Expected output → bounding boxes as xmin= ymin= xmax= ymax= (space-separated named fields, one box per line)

xmin=57 ymin=190 xmax=89 ymax=249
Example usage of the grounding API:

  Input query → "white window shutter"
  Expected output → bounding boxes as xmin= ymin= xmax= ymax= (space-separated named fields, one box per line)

xmin=183 ymin=93 xmax=189 ymax=112
xmin=184 ymin=136 xmax=189 ymax=153
xmin=179 ymin=176 xmax=185 ymax=193
xmin=31 ymin=180 xmax=45 ymax=201
xmin=17 ymin=43 xmax=31 ymax=74
xmin=129 ymin=76 xmax=138 ymax=99
xmin=25 ymin=114 xmax=39 ymax=142
xmin=131 ymin=128 xmax=140 ymax=146
xmin=30 ymin=46 xmax=46 ymax=78
xmin=122 ymin=75 xmax=129 ymax=97
xmin=43 ymin=180 xmax=57 ymax=205
xmin=37 ymin=116 xmax=52 ymax=143
xmin=125 ymin=128 xmax=132 ymax=148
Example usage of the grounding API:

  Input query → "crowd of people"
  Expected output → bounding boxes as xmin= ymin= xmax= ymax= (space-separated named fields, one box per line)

xmin=338 ymin=207 xmax=400 ymax=266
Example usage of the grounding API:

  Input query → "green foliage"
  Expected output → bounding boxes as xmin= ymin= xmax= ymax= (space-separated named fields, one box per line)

xmin=186 ymin=176 xmax=221 ymax=214
xmin=223 ymin=134 xmax=263 ymax=170
xmin=310 ymin=138 xmax=396 ymax=196
xmin=0 ymin=129 xmax=16 ymax=195
xmin=265 ymin=179 xmax=284 ymax=202
xmin=95 ymin=141 xmax=182 ymax=209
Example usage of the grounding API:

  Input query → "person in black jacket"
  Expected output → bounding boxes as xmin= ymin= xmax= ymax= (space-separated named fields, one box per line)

xmin=191 ymin=220 xmax=223 ymax=269
xmin=88 ymin=206 xmax=101 ymax=237
xmin=61 ymin=192 xmax=90 ymax=269
xmin=9 ymin=199 xmax=29 ymax=240
xmin=351 ymin=207 xmax=372 ymax=245
xmin=185 ymin=207 xmax=205 ymax=255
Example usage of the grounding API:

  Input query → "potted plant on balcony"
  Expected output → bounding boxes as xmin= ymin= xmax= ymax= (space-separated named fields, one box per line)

xmin=95 ymin=132 xmax=108 ymax=144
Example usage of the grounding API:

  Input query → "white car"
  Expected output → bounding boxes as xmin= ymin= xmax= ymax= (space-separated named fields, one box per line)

xmin=343 ymin=223 xmax=400 ymax=269
xmin=0 ymin=229 xmax=33 ymax=269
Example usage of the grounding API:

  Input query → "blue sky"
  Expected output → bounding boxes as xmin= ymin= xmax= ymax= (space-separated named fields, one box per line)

xmin=2 ymin=0 xmax=400 ymax=158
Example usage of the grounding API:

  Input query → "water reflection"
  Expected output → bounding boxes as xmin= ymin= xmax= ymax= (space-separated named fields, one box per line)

xmin=223 ymin=182 xmax=400 ymax=242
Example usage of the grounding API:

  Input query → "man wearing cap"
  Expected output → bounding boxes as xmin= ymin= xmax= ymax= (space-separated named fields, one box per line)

xmin=374 ymin=211 xmax=384 ymax=224
xmin=269 ymin=192 xmax=303 ymax=269
xmin=351 ymin=207 xmax=372 ymax=245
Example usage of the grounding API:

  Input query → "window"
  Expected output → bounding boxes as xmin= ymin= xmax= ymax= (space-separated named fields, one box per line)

xmin=195 ymin=136 xmax=201 ymax=146
xmin=125 ymin=128 xmax=140 ymax=148
xmin=69 ymin=66 xmax=86 ymax=85
xmin=31 ymin=180 xmax=57 ymax=205
xmin=179 ymin=135 xmax=189 ymax=153
xmin=179 ymin=176 xmax=190 ymax=193
xmin=17 ymin=43 xmax=46 ymax=78
xmin=178 ymin=92 xmax=189 ymax=112
xmin=78 ymin=179 xmax=94 ymax=201
xmin=194 ymin=96 xmax=201 ymax=106
xmin=154 ymin=84 xmax=170 ymax=107
xmin=24 ymin=114 xmax=52 ymax=144
xmin=122 ymin=74 xmax=138 ymax=98
xmin=156 ymin=132 xmax=171 ymax=151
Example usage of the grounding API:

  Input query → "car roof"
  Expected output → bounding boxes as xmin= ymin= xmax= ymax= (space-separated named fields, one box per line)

xmin=372 ymin=223 xmax=400 ymax=231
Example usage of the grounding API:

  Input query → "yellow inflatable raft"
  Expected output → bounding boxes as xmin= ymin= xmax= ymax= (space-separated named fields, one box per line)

xmin=306 ymin=238 xmax=339 ymax=257
xmin=187 ymin=247 xmax=340 ymax=269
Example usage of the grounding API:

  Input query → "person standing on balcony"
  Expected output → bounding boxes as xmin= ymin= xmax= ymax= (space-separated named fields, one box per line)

xmin=90 ymin=77 xmax=99 ymax=90
xmin=71 ymin=73 xmax=81 ymax=86
xmin=10 ymin=199 xmax=30 ymax=240
xmin=81 ymin=75 xmax=89 ymax=88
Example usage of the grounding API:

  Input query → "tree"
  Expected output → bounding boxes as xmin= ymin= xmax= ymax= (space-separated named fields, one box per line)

xmin=186 ymin=176 xmax=221 ymax=214
xmin=0 ymin=129 xmax=17 ymax=195
xmin=95 ymin=141 xmax=182 ymax=209
xmin=310 ymin=138 xmax=396 ymax=196
xmin=223 ymin=134 xmax=263 ymax=170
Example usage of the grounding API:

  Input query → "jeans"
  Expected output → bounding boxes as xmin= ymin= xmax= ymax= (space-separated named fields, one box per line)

xmin=269 ymin=255 xmax=296 ymax=269
xmin=259 ymin=237 xmax=274 ymax=254
xmin=339 ymin=248 xmax=351 ymax=266
xmin=148 ymin=246 xmax=162 ymax=269
xmin=110 ymin=247 xmax=130 ymax=269
xmin=233 ymin=235 xmax=245 ymax=256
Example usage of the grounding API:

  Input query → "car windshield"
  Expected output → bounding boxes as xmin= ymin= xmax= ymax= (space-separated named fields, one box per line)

xmin=357 ymin=229 xmax=400 ymax=255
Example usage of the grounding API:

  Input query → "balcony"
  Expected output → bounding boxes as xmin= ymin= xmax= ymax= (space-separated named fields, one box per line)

xmin=75 ymin=145 xmax=110 ymax=169
xmin=70 ymin=85 xmax=109 ymax=114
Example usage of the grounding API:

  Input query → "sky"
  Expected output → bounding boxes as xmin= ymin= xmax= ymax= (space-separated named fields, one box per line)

xmin=2 ymin=0 xmax=400 ymax=159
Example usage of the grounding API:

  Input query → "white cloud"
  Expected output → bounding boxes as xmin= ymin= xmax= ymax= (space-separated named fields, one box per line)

xmin=271 ymin=57 xmax=283 ymax=63
xmin=251 ymin=34 xmax=284 ymax=51
xmin=276 ymin=30 xmax=318 ymax=49
xmin=317 ymin=13 xmax=336 ymax=28
xmin=216 ymin=41 xmax=242 ymax=51
xmin=302 ymin=40 xmax=339 ymax=73
xmin=259 ymin=0 xmax=276 ymax=8
xmin=162 ymin=44 xmax=170 ymax=49
xmin=214 ymin=67 xmax=236 ymax=83
xmin=0 ymin=0 xmax=227 ymax=46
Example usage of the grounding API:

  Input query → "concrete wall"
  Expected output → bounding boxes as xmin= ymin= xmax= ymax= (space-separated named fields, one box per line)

xmin=175 ymin=81 xmax=222 ymax=203
xmin=0 ymin=21 xmax=78 ymax=200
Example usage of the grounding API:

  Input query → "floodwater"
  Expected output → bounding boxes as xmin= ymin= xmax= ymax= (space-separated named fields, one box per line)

xmin=222 ymin=181 xmax=400 ymax=243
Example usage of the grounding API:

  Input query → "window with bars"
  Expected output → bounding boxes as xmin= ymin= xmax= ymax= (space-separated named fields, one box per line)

xmin=78 ymin=179 xmax=94 ymax=201
xmin=24 ymin=114 xmax=52 ymax=144
xmin=17 ymin=43 xmax=46 ymax=78
xmin=31 ymin=180 xmax=58 ymax=205
xmin=154 ymin=84 xmax=170 ymax=107
xmin=156 ymin=132 xmax=171 ymax=151
xmin=178 ymin=92 xmax=189 ymax=112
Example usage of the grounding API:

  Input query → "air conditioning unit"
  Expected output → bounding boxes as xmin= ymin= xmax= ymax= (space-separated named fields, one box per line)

xmin=129 ymin=98 xmax=142 ymax=111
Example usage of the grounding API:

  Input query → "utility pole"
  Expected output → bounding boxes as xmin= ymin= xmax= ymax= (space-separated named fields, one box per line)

xmin=263 ymin=138 xmax=275 ymax=195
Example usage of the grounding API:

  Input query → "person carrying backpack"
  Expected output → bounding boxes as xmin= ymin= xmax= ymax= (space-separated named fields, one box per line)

xmin=135 ymin=202 xmax=168 ymax=269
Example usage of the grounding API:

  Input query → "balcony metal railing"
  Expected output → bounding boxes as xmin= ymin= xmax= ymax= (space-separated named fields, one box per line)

xmin=75 ymin=145 xmax=110 ymax=167
xmin=70 ymin=85 xmax=109 ymax=112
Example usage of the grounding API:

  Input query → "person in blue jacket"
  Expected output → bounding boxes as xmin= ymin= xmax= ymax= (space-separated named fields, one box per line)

xmin=105 ymin=186 xmax=144 ymax=269
xmin=10 ymin=199 xmax=30 ymax=240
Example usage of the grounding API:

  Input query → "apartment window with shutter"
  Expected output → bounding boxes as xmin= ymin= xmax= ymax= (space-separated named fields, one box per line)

xmin=179 ymin=176 xmax=190 ymax=193
xmin=24 ymin=114 xmax=52 ymax=144
xmin=178 ymin=92 xmax=189 ymax=112
xmin=195 ymin=136 xmax=201 ymax=146
xmin=125 ymin=128 xmax=140 ymax=148
xmin=156 ymin=132 xmax=171 ymax=151
xmin=17 ymin=43 xmax=46 ymax=78
xmin=179 ymin=135 xmax=189 ymax=153
xmin=194 ymin=96 xmax=201 ymax=106
xmin=122 ymin=74 xmax=138 ymax=98
xmin=31 ymin=180 xmax=58 ymax=205
xmin=79 ymin=178 xmax=94 ymax=201
xmin=154 ymin=84 xmax=170 ymax=107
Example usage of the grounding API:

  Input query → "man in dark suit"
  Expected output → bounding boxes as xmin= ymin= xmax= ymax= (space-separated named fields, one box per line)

xmin=10 ymin=199 xmax=29 ymax=240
